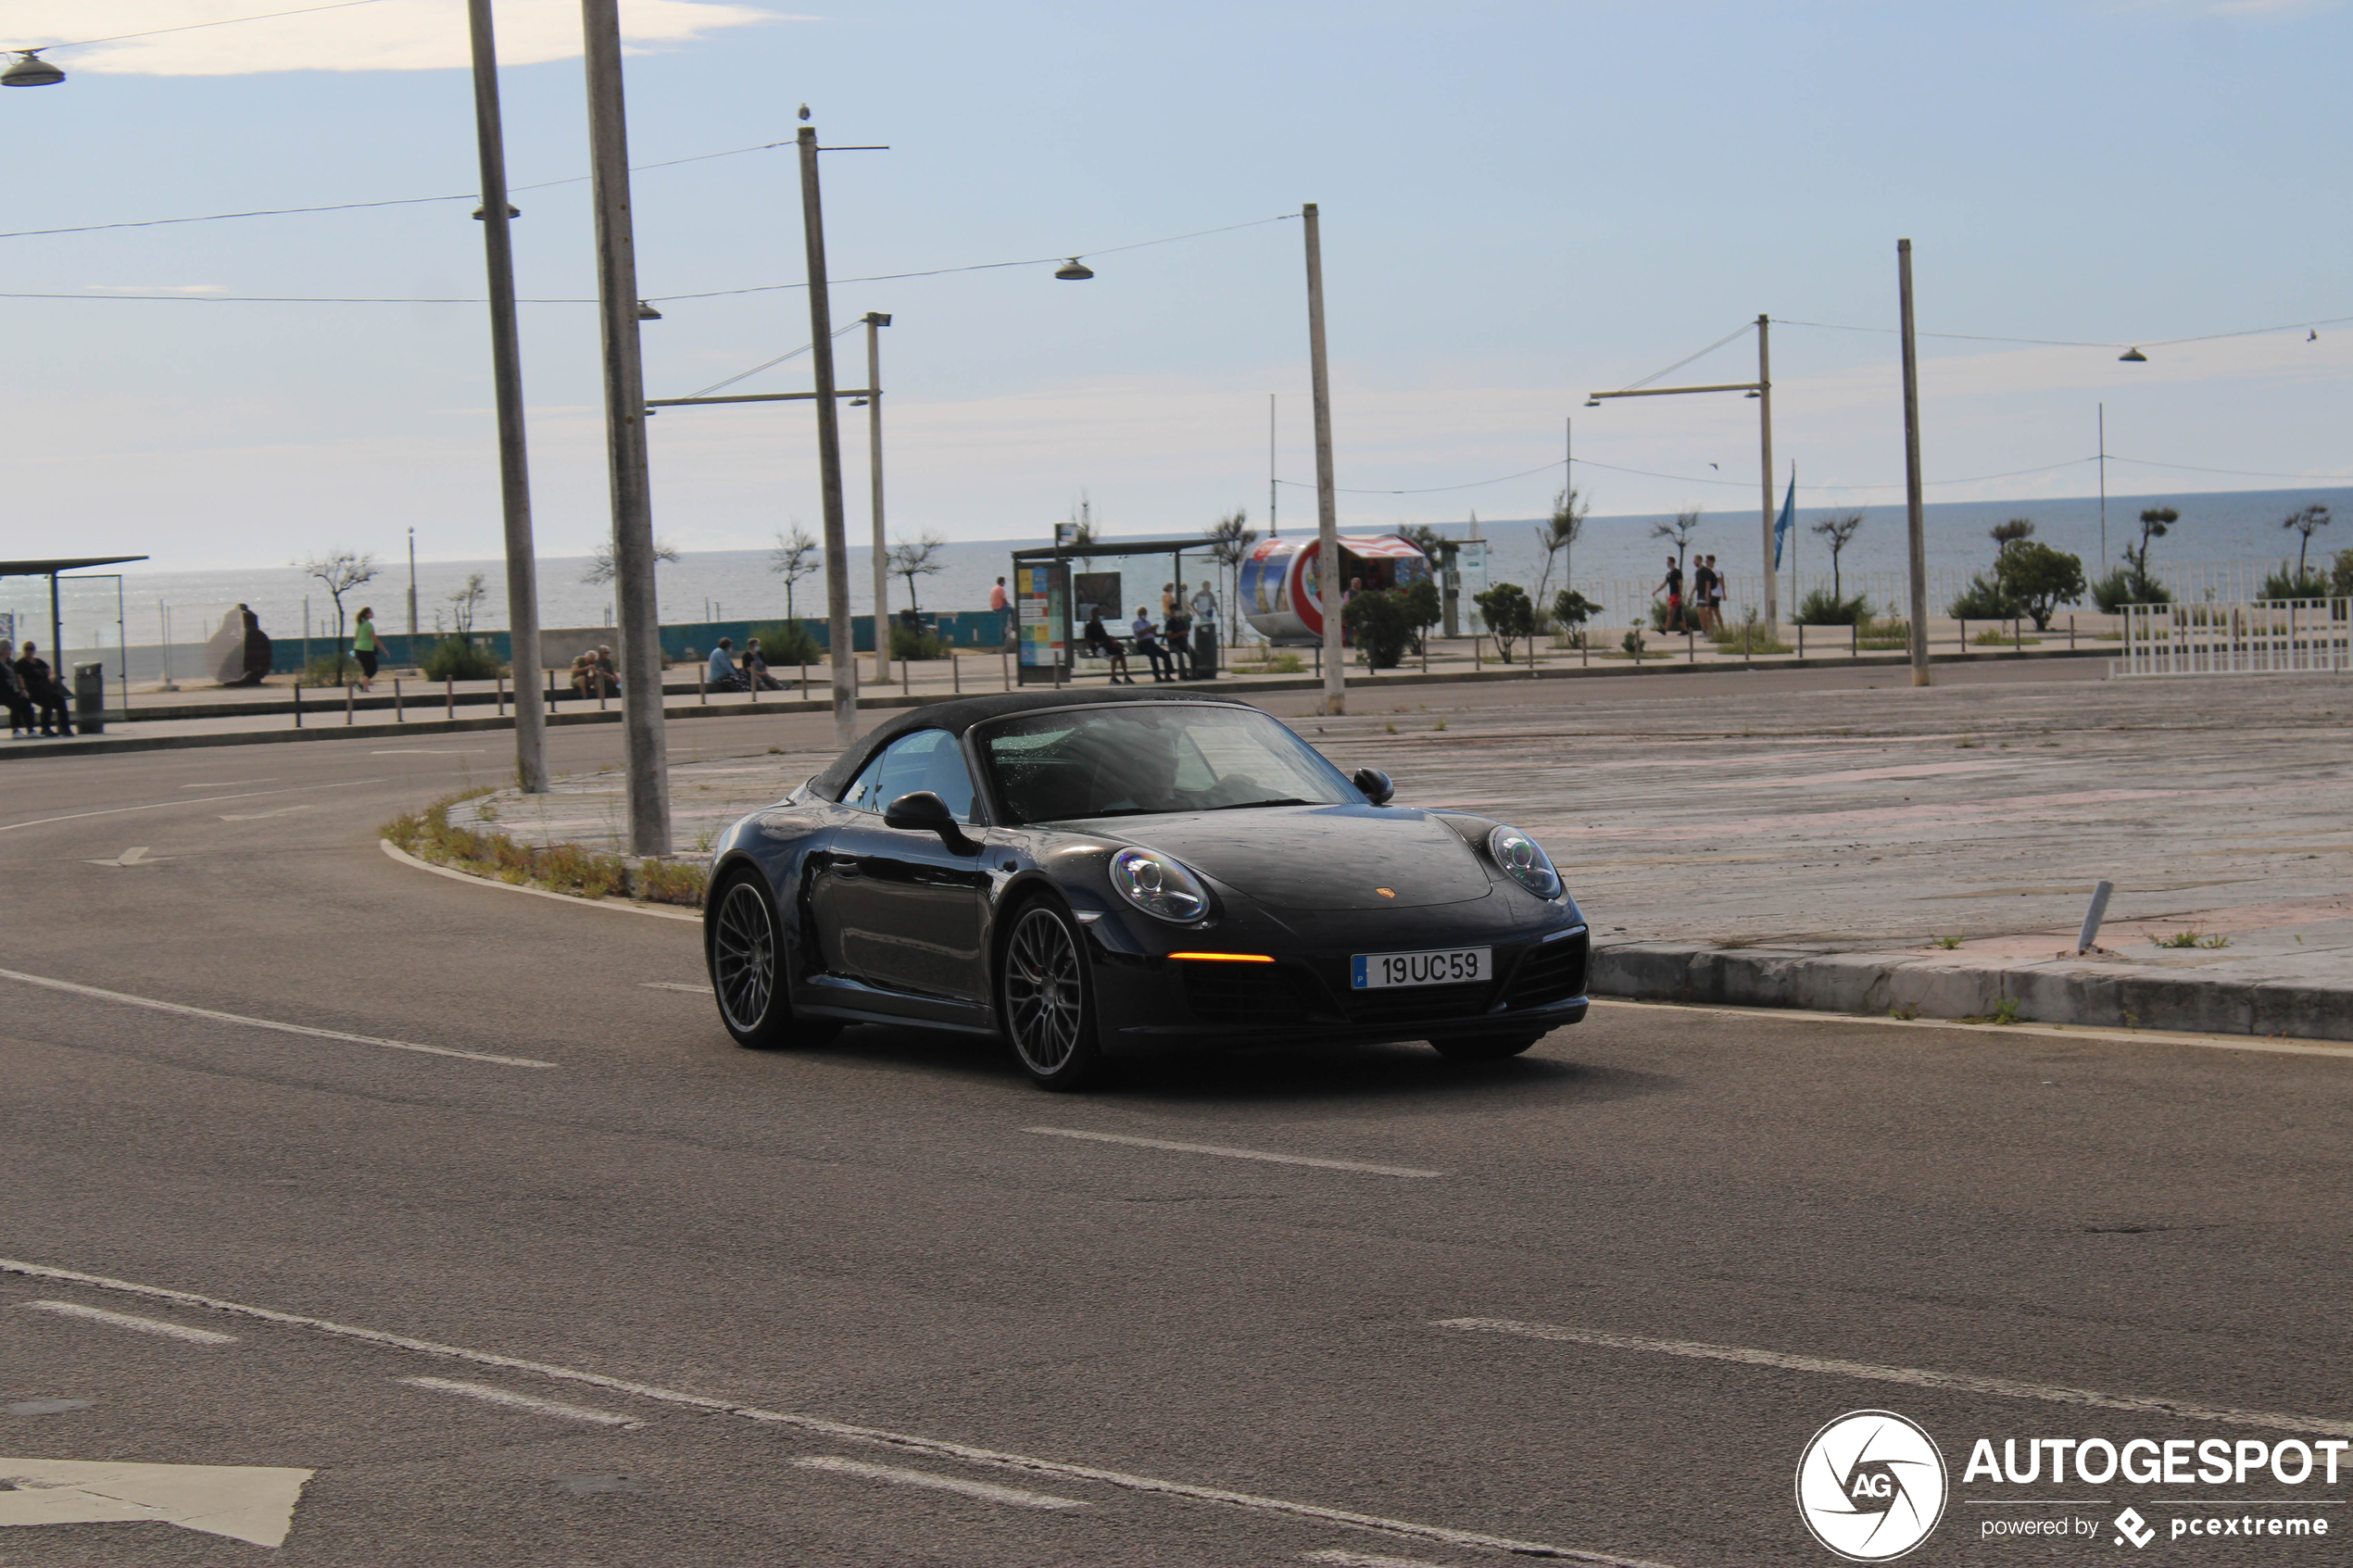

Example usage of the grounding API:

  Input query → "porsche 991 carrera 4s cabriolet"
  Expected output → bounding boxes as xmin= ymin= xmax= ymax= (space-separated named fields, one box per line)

xmin=702 ymin=690 xmax=1589 ymax=1088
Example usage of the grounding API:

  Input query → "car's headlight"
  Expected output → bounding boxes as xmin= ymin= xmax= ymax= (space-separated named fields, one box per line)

xmin=1109 ymin=847 xmax=1210 ymax=922
xmin=1487 ymin=824 xmax=1562 ymax=899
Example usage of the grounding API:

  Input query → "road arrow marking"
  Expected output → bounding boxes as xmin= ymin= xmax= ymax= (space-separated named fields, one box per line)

xmin=0 ymin=1458 xmax=312 ymax=1548
xmin=82 ymin=847 xmax=169 ymax=868
xmin=218 ymin=806 xmax=314 ymax=822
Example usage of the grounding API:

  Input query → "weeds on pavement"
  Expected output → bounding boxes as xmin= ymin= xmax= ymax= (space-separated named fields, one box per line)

xmin=383 ymin=788 xmax=707 ymax=909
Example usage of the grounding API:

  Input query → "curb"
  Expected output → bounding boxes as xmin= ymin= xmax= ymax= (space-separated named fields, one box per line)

xmin=1590 ymin=941 xmax=2353 ymax=1045
xmin=376 ymin=839 xmax=701 ymax=923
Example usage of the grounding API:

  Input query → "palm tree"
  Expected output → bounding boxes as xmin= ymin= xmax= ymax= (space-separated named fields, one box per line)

xmin=1533 ymin=485 xmax=1587 ymax=606
xmin=1203 ymin=509 xmax=1256 ymax=644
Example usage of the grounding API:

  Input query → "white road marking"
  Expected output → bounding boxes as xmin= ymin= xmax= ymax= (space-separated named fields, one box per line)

xmin=0 ymin=780 xmax=386 ymax=835
xmin=641 ymin=981 xmax=711 ymax=994
xmin=1585 ymin=997 xmax=2353 ymax=1060
xmin=380 ymin=839 xmax=701 ymax=923
xmin=1434 ymin=1319 xmax=2353 ymax=1438
xmin=219 ymin=806 xmax=314 ymax=822
xmin=179 ymin=781 xmax=274 ymax=789
xmin=794 ymin=1455 xmax=1086 ymax=1511
xmin=400 ymin=1377 xmax=641 ymax=1428
xmin=0 ymin=1458 xmax=311 ymax=1547
xmin=21 ymin=1300 xmax=236 ymax=1344
xmin=1025 ymin=1126 xmax=1443 ymax=1179
xmin=0 ymin=1257 xmax=1659 ymax=1566
xmin=82 ymin=846 xmax=170 ymax=868
xmin=0 ymin=967 xmax=557 ymax=1070
xmin=1305 ymin=1550 xmax=1468 ymax=1568
xmin=371 ymin=748 xmax=487 ymax=755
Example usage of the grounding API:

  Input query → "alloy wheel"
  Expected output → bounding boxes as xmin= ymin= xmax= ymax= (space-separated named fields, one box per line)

xmin=1004 ymin=906 xmax=1084 ymax=1075
xmin=712 ymin=879 xmax=776 ymax=1033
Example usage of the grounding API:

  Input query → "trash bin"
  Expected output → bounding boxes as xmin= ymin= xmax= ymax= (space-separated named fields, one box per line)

xmin=73 ymin=662 xmax=106 ymax=735
xmin=1191 ymin=624 xmax=1219 ymax=679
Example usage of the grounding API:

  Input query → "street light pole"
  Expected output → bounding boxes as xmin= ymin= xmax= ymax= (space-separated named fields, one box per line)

xmin=799 ymin=125 xmax=858 ymax=746
xmin=1897 ymin=238 xmax=1931 ymax=688
xmin=468 ymin=0 xmax=547 ymax=792
xmin=1755 ymin=314 xmax=1778 ymax=632
xmin=865 ymin=311 xmax=890 ymax=688
xmin=580 ymin=0 xmax=670 ymax=851
xmin=1302 ymin=203 xmax=1342 ymax=715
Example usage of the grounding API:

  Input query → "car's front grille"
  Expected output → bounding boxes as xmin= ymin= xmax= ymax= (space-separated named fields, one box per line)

xmin=1181 ymin=962 xmax=1315 ymax=1026
xmin=1340 ymin=982 xmax=1494 ymax=1025
xmin=1503 ymin=929 xmax=1589 ymax=1010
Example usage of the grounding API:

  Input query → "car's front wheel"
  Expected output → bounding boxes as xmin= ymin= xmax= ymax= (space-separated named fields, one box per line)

xmin=709 ymin=872 xmax=837 ymax=1050
xmin=1430 ymin=1030 xmax=1544 ymax=1061
xmin=1000 ymin=900 xmax=1104 ymax=1091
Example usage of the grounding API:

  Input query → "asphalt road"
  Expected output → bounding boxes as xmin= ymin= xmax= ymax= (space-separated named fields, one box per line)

xmin=5 ymin=690 xmax=2347 ymax=1566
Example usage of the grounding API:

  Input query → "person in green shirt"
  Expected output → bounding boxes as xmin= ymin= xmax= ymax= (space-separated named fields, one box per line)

xmin=353 ymin=607 xmax=380 ymax=690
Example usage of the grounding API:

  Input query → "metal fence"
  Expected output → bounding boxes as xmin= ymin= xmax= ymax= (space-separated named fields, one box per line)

xmin=2113 ymin=599 xmax=2351 ymax=677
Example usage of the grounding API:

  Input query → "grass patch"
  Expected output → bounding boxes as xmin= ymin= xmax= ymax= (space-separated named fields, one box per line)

xmin=2149 ymin=930 xmax=2230 ymax=950
xmin=1932 ymin=935 xmax=1962 ymax=949
xmin=384 ymin=787 xmax=708 ymax=909
xmin=1237 ymin=651 xmax=1304 ymax=674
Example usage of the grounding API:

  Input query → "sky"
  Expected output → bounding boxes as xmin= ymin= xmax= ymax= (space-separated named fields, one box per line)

xmin=4 ymin=0 xmax=2347 ymax=576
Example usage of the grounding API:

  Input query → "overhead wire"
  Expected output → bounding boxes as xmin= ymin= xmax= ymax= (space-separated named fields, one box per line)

xmin=1770 ymin=313 xmax=2353 ymax=350
xmin=679 ymin=319 xmax=861 ymax=400
xmin=1616 ymin=321 xmax=1755 ymax=391
xmin=10 ymin=0 xmax=392 ymax=53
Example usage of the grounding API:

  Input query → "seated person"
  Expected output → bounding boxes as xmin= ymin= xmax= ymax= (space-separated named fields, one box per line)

xmin=1130 ymin=608 xmax=1175 ymax=682
xmin=1080 ymin=612 xmax=1132 ymax=684
xmin=706 ymin=637 xmax=747 ymax=692
xmin=1164 ymin=605 xmax=1193 ymax=678
xmin=0 ymin=639 xmax=35 ymax=736
xmin=15 ymin=640 xmax=71 ymax=735
xmin=739 ymin=637 xmax=783 ymax=691
xmin=569 ymin=651 xmax=599 ymax=697
xmin=592 ymin=645 xmax=621 ymax=696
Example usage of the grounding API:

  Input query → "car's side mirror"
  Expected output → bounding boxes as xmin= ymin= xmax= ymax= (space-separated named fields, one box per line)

xmin=884 ymin=790 xmax=979 ymax=853
xmin=1353 ymin=767 xmax=1395 ymax=806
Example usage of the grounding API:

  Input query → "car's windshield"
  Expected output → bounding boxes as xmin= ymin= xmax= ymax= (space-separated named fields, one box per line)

xmin=977 ymin=704 xmax=1361 ymax=824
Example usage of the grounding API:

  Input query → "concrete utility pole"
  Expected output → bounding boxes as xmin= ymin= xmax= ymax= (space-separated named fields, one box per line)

xmin=865 ymin=311 xmax=890 ymax=687
xmin=1897 ymin=238 xmax=1931 ymax=688
xmin=799 ymin=125 xmax=858 ymax=746
xmin=580 ymin=0 xmax=670 ymax=851
xmin=1302 ymin=202 xmax=1342 ymax=715
xmin=468 ymin=0 xmax=547 ymax=793
xmin=1755 ymin=314 xmax=1778 ymax=632
xmin=406 ymin=527 xmax=419 ymax=646
xmin=1267 ymin=393 xmax=1277 ymax=539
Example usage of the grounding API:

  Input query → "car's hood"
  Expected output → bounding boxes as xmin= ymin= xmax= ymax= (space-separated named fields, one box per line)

xmin=1114 ymin=805 xmax=1492 ymax=910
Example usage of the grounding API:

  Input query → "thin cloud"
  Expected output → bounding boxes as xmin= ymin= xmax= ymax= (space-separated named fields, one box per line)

xmin=18 ymin=0 xmax=791 ymax=77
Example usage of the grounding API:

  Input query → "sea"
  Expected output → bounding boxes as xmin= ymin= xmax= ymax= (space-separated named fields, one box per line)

xmin=11 ymin=484 xmax=2346 ymax=671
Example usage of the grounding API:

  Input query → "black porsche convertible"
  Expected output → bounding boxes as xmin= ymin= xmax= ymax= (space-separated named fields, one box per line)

xmin=701 ymin=690 xmax=1590 ymax=1088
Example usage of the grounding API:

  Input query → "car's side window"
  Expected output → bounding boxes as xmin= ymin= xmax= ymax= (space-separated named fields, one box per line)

xmin=840 ymin=730 xmax=980 ymax=823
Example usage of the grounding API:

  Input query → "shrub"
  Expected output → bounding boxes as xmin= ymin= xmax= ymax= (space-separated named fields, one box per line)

xmin=422 ymin=636 xmax=504 ymax=682
xmin=1795 ymin=588 xmax=1869 ymax=625
xmin=1856 ymin=614 xmax=1910 ymax=648
xmin=1472 ymin=583 xmax=1537 ymax=663
xmin=2092 ymin=568 xmax=2171 ymax=612
xmin=1552 ymin=588 xmax=1602 ymax=633
xmin=2332 ymin=548 xmax=2353 ymax=597
xmin=1947 ymin=573 xmax=2019 ymax=620
xmin=301 ymin=652 xmax=353 ymax=685
xmin=889 ymin=623 xmax=949 ymax=660
xmin=749 ymin=619 xmax=822 ymax=667
xmin=1342 ymin=588 xmax=1418 ymax=669
xmin=1993 ymin=541 xmax=2086 ymax=630
xmin=2260 ymin=564 xmax=2334 ymax=601
xmin=1620 ymin=627 xmax=1647 ymax=659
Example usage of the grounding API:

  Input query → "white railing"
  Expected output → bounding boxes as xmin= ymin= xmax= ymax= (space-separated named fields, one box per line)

xmin=2113 ymin=599 xmax=2351 ymax=677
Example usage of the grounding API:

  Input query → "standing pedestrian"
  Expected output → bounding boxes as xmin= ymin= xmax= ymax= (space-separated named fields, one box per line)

xmin=1653 ymin=556 xmax=1686 ymax=633
xmin=1164 ymin=600 xmax=1193 ymax=679
xmin=0 ymin=639 xmax=35 ymax=736
xmin=1691 ymin=557 xmax=1718 ymax=633
xmin=352 ymin=607 xmax=380 ymax=690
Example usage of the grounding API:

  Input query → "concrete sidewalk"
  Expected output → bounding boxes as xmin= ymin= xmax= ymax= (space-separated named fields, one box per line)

xmin=425 ymin=669 xmax=2353 ymax=1042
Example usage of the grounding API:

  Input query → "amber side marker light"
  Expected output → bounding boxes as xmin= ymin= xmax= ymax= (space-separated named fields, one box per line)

xmin=1167 ymin=952 xmax=1276 ymax=963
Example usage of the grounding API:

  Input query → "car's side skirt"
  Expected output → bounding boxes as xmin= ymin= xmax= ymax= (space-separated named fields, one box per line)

xmin=796 ymin=972 xmax=1001 ymax=1037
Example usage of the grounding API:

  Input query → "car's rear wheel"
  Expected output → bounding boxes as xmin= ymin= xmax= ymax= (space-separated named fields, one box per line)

xmin=1000 ymin=901 xmax=1103 ymax=1090
xmin=1430 ymin=1030 xmax=1544 ymax=1061
xmin=710 ymin=872 xmax=837 ymax=1050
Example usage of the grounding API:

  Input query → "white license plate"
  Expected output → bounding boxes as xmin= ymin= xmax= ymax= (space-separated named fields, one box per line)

xmin=1351 ymin=947 xmax=1491 ymax=989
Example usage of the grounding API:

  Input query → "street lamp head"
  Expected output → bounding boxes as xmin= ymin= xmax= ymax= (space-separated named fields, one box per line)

xmin=1743 ymin=388 xmax=1762 ymax=398
xmin=849 ymin=397 xmax=869 ymax=407
xmin=1583 ymin=397 xmax=1603 ymax=408
xmin=472 ymin=203 xmax=522 ymax=220
xmin=3 ymin=50 xmax=65 ymax=87
xmin=865 ymin=311 xmax=892 ymax=327
xmin=2118 ymin=346 xmax=2148 ymax=362
xmin=1054 ymin=257 xmax=1095 ymax=281
xmin=635 ymin=300 xmax=663 ymax=320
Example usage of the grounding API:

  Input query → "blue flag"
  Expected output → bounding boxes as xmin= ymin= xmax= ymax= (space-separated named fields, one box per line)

xmin=1771 ymin=470 xmax=1796 ymax=570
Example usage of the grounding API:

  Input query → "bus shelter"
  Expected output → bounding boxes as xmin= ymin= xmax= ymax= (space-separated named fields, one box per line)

xmin=1008 ymin=537 xmax=1226 ymax=686
xmin=1238 ymin=533 xmax=1431 ymax=646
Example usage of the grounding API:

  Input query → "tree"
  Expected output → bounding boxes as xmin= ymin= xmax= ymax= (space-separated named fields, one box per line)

xmin=2282 ymin=504 xmax=2332 ymax=578
xmin=1063 ymin=492 xmax=1098 ymax=546
xmin=1472 ymin=582 xmax=1536 ymax=664
xmin=769 ymin=523 xmax=820 ymax=622
xmin=447 ymin=571 xmax=487 ymax=635
xmin=1203 ymin=508 xmax=1257 ymax=644
xmin=1991 ymin=517 xmax=2035 ymax=553
xmin=1553 ymin=588 xmax=1601 ymax=646
xmin=1342 ymin=588 xmax=1421 ymax=670
xmin=1533 ymin=485 xmax=1587 ymax=605
xmin=1810 ymin=512 xmax=1865 ymax=600
xmin=2123 ymin=507 xmax=2177 ymax=596
xmin=581 ymin=537 xmax=680 ymax=584
xmin=888 ymin=531 xmax=948 ymax=612
xmin=1993 ymin=541 xmax=2085 ymax=631
xmin=302 ymin=549 xmax=378 ymax=685
xmin=1650 ymin=509 xmax=1702 ymax=574
xmin=1395 ymin=522 xmax=1450 ymax=563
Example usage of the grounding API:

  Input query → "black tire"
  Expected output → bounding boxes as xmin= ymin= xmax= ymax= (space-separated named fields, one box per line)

xmin=1430 ymin=1030 xmax=1544 ymax=1062
xmin=999 ymin=899 xmax=1105 ymax=1090
xmin=708 ymin=872 xmax=837 ymax=1050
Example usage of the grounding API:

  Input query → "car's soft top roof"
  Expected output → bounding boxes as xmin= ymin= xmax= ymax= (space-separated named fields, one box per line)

xmin=811 ymin=687 xmax=1260 ymax=799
